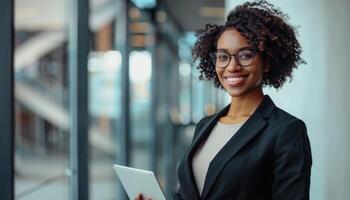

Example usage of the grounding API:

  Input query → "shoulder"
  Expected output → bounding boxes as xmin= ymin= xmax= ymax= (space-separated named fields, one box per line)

xmin=268 ymin=105 xmax=306 ymax=130
xmin=271 ymin=105 xmax=301 ymax=121
xmin=196 ymin=114 xmax=213 ymax=128
xmin=268 ymin=106 xmax=310 ymax=154
xmin=192 ymin=113 xmax=217 ymax=141
xmin=193 ymin=115 xmax=212 ymax=137
xmin=263 ymin=105 xmax=310 ymax=149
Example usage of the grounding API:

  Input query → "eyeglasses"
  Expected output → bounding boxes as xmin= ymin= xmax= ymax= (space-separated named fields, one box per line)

xmin=210 ymin=47 xmax=257 ymax=68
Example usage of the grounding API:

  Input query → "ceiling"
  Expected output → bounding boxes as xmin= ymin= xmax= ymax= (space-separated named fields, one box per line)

xmin=162 ymin=0 xmax=225 ymax=32
xmin=15 ymin=0 xmax=225 ymax=32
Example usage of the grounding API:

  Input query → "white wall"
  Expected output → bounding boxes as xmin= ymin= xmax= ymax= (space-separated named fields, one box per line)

xmin=225 ymin=1 xmax=350 ymax=200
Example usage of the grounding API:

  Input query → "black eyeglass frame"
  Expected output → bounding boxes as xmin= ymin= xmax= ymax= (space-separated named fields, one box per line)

xmin=209 ymin=47 xmax=258 ymax=68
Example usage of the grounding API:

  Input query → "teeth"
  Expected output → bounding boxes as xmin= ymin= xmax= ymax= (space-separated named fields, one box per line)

xmin=226 ymin=77 xmax=246 ymax=82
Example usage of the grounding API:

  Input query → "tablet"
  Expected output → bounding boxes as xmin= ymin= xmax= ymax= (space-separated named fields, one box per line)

xmin=113 ymin=164 xmax=166 ymax=200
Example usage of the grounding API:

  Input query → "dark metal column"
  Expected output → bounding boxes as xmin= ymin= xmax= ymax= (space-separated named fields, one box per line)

xmin=115 ymin=0 xmax=131 ymax=199
xmin=68 ymin=0 xmax=89 ymax=199
xmin=0 ymin=0 xmax=14 ymax=199
xmin=150 ymin=16 xmax=159 ymax=174
xmin=166 ymin=59 xmax=178 ymax=198
xmin=115 ymin=0 xmax=131 ymax=168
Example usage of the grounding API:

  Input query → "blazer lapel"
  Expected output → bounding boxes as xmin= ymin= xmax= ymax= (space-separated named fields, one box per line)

xmin=200 ymin=95 xmax=275 ymax=199
xmin=181 ymin=105 xmax=230 ymax=199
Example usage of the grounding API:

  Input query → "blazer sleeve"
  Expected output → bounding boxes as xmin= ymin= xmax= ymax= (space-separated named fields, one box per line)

xmin=272 ymin=119 xmax=312 ymax=200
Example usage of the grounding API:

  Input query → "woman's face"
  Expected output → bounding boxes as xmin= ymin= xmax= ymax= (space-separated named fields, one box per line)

xmin=215 ymin=29 xmax=266 ymax=98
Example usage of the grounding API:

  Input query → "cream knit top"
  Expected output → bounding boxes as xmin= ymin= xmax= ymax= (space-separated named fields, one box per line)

xmin=192 ymin=121 xmax=244 ymax=194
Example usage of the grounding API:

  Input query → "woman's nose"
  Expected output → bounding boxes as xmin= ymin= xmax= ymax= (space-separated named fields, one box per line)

xmin=226 ymin=56 xmax=241 ymax=71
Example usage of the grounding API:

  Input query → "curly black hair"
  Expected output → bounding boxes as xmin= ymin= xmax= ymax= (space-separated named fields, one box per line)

xmin=192 ymin=0 xmax=305 ymax=89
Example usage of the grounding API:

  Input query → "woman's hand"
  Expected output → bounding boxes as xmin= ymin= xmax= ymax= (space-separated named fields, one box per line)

xmin=134 ymin=193 xmax=152 ymax=200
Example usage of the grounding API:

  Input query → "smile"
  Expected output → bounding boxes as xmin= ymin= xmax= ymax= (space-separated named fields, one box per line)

xmin=224 ymin=75 xmax=248 ymax=86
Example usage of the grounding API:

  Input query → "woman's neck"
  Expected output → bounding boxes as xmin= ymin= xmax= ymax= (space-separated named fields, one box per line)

xmin=227 ymin=89 xmax=264 ymax=119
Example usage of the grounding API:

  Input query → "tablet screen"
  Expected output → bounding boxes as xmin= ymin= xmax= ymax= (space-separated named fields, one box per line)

xmin=113 ymin=164 xmax=166 ymax=200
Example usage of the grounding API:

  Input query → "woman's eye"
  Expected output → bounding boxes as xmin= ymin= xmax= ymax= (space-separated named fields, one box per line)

xmin=238 ymin=51 xmax=254 ymax=60
xmin=217 ymin=54 xmax=229 ymax=61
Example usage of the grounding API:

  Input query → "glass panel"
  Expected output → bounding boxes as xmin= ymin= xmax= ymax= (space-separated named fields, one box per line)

xmin=129 ymin=50 xmax=153 ymax=169
xmin=14 ymin=0 xmax=69 ymax=199
xmin=128 ymin=4 xmax=155 ymax=175
xmin=178 ymin=35 xmax=194 ymax=125
xmin=89 ymin=0 xmax=120 ymax=199
xmin=178 ymin=61 xmax=192 ymax=125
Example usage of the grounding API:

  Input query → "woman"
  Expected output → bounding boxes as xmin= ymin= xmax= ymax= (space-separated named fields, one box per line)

xmin=137 ymin=0 xmax=312 ymax=199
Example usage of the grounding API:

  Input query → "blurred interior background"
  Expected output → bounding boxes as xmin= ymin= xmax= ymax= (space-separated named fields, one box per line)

xmin=6 ymin=0 xmax=350 ymax=199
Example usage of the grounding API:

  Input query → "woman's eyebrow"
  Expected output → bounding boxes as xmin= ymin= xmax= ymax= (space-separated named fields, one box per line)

xmin=216 ymin=46 xmax=252 ymax=53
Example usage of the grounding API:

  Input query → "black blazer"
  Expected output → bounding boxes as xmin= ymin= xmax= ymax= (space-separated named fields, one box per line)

xmin=175 ymin=95 xmax=312 ymax=200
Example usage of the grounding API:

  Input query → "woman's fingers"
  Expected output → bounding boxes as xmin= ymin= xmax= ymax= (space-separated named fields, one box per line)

xmin=134 ymin=193 xmax=143 ymax=200
xmin=134 ymin=193 xmax=152 ymax=200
